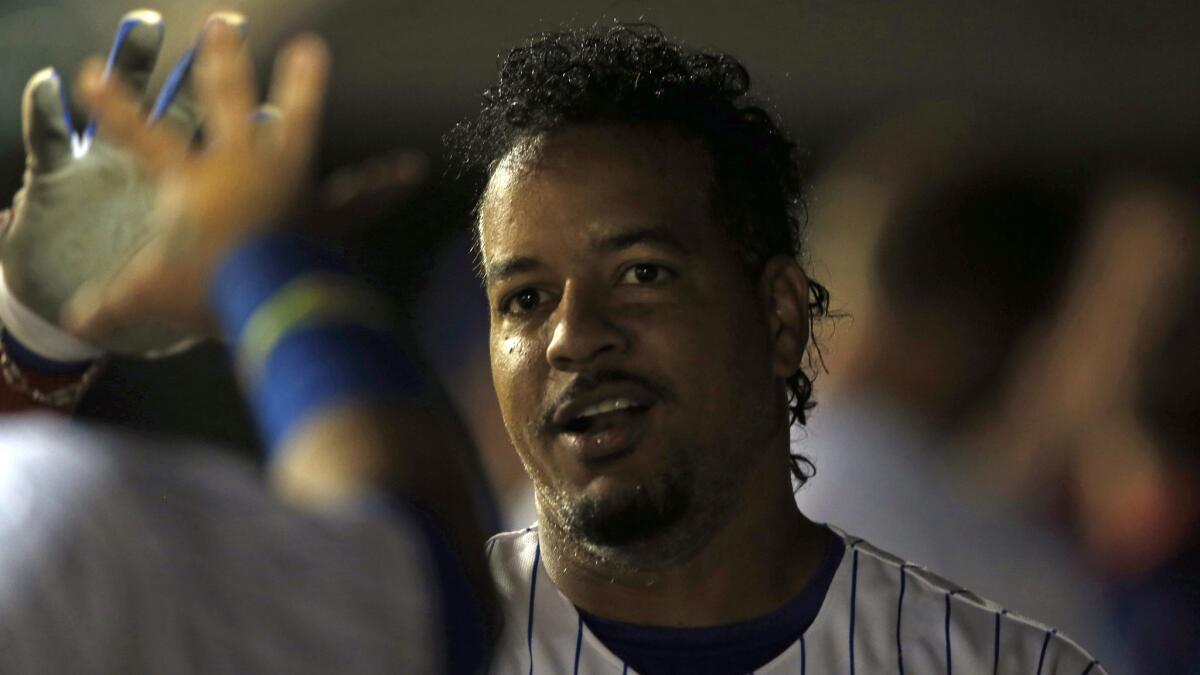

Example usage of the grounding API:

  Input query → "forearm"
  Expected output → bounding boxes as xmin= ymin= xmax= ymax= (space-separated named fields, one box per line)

xmin=272 ymin=402 xmax=488 ymax=547
xmin=211 ymin=233 xmax=497 ymax=670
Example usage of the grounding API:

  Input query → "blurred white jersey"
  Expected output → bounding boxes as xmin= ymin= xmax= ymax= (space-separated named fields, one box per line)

xmin=0 ymin=415 xmax=441 ymax=674
xmin=487 ymin=526 xmax=1106 ymax=675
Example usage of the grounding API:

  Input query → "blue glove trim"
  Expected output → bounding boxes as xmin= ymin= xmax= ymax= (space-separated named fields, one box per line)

xmin=86 ymin=14 xmax=149 ymax=142
xmin=150 ymin=47 xmax=196 ymax=123
xmin=53 ymin=70 xmax=77 ymax=144
xmin=1 ymin=329 xmax=93 ymax=376
xmin=151 ymin=15 xmax=248 ymax=124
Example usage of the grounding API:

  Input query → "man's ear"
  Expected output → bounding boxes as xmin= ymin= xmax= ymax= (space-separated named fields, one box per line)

xmin=760 ymin=255 xmax=810 ymax=378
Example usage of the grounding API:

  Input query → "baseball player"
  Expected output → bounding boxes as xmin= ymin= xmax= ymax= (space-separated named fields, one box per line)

xmin=453 ymin=25 xmax=1108 ymax=674
xmin=9 ymin=13 xmax=1108 ymax=675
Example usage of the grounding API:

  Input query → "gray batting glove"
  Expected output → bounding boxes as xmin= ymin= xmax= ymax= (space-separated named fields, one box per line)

xmin=0 ymin=10 xmax=241 ymax=358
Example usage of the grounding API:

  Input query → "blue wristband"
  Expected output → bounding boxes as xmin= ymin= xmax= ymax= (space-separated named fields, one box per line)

xmin=211 ymin=233 xmax=427 ymax=453
xmin=252 ymin=322 xmax=427 ymax=450
xmin=211 ymin=232 xmax=354 ymax=344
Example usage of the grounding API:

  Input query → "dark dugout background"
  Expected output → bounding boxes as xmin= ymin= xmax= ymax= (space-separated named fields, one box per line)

xmin=0 ymin=0 xmax=1197 ymax=457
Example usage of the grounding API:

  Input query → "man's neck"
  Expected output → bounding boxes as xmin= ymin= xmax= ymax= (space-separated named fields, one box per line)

xmin=538 ymin=449 xmax=828 ymax=628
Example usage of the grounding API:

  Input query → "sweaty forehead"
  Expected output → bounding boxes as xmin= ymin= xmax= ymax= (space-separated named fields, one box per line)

xmin=478 ymin=124 xmax=717 ymax=269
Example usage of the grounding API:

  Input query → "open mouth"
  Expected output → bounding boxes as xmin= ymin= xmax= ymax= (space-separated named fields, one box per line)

xmin=560 ymin=397 xmax=652 ymax=434
xmin=552 ymin=392 xmax=656 ymax=463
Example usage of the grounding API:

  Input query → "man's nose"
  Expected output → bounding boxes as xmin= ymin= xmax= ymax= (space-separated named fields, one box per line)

xmin=545 ymin=282 xmax=629 ymax=371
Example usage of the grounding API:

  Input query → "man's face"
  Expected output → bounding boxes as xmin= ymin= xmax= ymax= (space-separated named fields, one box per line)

xmin=481 ymin=124 xmax=782 ymax=560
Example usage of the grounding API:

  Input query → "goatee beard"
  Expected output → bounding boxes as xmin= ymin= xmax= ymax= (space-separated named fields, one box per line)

xmin=568 ymin=478 xmax=691 ymax=548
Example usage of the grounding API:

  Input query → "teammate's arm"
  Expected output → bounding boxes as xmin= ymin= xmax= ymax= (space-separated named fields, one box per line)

xmin=65 ymin=21 xmax=496 ymax=672
xmin=3 ymin=18 xmax=496 ymax=667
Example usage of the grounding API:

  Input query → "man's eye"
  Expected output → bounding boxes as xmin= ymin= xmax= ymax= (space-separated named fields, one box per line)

xmin=620 ymin=263 xmax=672 ymax=285
xmin=500 ymin=288 xmax=549 ymax=315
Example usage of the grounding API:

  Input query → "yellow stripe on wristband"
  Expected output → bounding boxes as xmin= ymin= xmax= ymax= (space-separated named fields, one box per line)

xmin=238 ymin=273 xmax=397 ymax=377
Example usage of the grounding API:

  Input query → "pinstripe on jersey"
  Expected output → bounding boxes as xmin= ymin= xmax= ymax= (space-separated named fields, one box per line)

xmin=485 ymin=526 xmax=1107 ymax=674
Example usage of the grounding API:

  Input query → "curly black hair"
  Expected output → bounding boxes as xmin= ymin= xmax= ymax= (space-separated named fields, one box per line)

xmin=449 ymin=23 xmax=829 ymax=484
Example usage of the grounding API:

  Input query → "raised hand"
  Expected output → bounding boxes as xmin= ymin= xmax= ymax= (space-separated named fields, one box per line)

xmin=0 ymin=10 xmax=242 ymax=358
xmin=64 ymin=23 xmax=331 ymax=343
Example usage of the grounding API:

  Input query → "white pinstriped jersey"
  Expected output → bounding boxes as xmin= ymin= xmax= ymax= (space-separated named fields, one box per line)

xmin=0 ymin=415 xmax=441 ymax=674
xmin=486 ymin=526 xmax=1108 ymax=675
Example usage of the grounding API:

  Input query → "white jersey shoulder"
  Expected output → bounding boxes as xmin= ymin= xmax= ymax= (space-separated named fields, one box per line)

xmin=0 ymin=415 xmax=441 ymax=674
xmin=485 ymin=526 xmax=1107 ymax=675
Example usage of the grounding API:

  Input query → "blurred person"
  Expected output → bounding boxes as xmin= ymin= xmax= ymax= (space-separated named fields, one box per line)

xmin=974 ymin=177 xmax=1198 ymax=673
xmin=0 ymin=12 xmax=493 ymax=673
xmin=801 ymin=100 xmax=979 ymax=379
xmin=794 ymin=169 xmax=1132 ymax=667
xmin=965 ymin=178 xmax=1193 ymax=510
xmin=1119 ymin=186 xmax=1200 ymax=674
xmin=964 ymin=176 xmax=1195 ymax=562
xmin=10 ymin=14 xmax=1108 ymax=675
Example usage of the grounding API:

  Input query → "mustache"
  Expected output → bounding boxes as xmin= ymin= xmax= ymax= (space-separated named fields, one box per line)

xmin=538 ymin=369 xmax=675 ymax=433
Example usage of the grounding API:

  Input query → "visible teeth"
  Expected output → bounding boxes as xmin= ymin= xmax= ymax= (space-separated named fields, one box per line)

xmin=576 ymin=398 xmax=637 ymax=418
